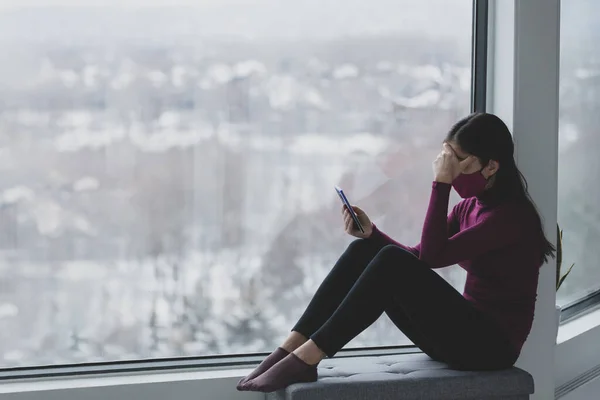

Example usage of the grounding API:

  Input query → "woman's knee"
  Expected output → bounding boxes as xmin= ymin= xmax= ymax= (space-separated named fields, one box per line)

xmin=333 ymin=239 xmax=378 ymax=274
xmin=345 ymin=238 xmax=373 ymax=255
xmin=377 ymin=245 xmax=416 ymax=261
xmin=364 ymin=245 xmax=408 ymax=273
xmin=370 ymin=245 xmax=423 ymax=277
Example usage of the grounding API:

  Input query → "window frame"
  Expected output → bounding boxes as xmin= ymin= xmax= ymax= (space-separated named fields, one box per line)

xmin=0 ymin=0 xmax=487 ymax=380
xmin=0 ymin=346 xmax=423 ymax=381
xmin=561 ymin=288 xmax=600 ymax=324
xmin=472 ymin=0 xmax=489 ymax=113
xmin=560 ymin=2 xmax=600 ymax=324
xmin=555 ymin=0 xmax=600 ymax=324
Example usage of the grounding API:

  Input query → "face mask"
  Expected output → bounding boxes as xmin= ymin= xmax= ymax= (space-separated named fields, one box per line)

xmin=452 ymin=170 xmax=488 ymax=198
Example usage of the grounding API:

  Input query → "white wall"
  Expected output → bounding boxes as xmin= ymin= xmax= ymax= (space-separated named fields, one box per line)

xmin=559 ymin=376 xmax=600 ymax=400
xmin=488 ymin=1 xmax=560 ymax=399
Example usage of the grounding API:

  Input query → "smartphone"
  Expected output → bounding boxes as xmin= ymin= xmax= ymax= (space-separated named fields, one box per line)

xmin=334 ymin=186 xmax=365 ymax=233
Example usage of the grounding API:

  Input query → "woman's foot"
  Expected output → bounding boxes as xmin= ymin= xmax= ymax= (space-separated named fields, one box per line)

xmin=236 ymin=332 xmax=308 ymax=391
xmin=240 ymin=353 xmax=318 ymax=393
xmin=236 ymin=347 xmax=289 ymax=391
xmin=240 ymin=340 xmax=325 ymax=393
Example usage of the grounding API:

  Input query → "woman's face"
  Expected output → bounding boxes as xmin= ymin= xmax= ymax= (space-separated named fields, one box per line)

xmin=446 ymin=141 xmax=498 ymax=178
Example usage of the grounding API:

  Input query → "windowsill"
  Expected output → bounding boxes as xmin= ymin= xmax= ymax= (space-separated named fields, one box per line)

xmin=556 ymin=305 xmax=600 ymax=390
xmin=0 ymin=346 xmax=418 ymax=396
xmin=557 ymin=305 xmax=600 ymax=344
xmin=0 ymin=367 xmax=254 ymax=394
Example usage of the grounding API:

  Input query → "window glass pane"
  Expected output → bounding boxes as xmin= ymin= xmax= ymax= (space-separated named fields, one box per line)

xmin=0 ymin=0 xmax=472 ymax=367
xmin=558 ymin=0 xmax=600 ymax=306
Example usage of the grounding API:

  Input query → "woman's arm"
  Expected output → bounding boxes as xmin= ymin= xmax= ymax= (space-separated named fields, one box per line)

xmin=418 ymin=182 xmax=521 ymax=268
xmin=369 ymin=199 xmax=460 ymax=259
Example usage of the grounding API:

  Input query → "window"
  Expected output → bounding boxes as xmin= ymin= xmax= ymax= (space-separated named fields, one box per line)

xmin=558 ymin=0 xmax=600 ymax=308
xmin=0 ymin=0 xmax=473 ymax=368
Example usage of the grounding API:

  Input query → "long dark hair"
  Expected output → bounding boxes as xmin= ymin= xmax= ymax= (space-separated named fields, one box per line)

xmin=445 ymin=112 xmax=555 ymax=263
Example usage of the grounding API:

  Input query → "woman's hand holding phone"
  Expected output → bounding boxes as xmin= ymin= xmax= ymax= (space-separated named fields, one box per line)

xmin=342 ymin=205 xmax=373 ymax=239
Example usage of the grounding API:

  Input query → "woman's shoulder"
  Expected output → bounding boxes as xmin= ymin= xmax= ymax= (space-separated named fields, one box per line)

xmin=453 ymin=197 xmax=477 ymax=212
xmin=456 ymin=197 xmax=530 ymax=224
xmin=453 ymin=196 xmax=534 ymax=222
xmin=493 ymin=199 xmax=540 ymax=229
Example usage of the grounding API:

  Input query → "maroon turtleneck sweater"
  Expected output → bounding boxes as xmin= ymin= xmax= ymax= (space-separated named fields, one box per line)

xmin=370 ymin=181 xmax=542 ymax=355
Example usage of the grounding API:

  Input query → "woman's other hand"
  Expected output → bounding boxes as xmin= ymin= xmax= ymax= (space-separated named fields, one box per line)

xmin=433 ymin=143 xmax=474 ymax=183
xmin=342 ymin=205 xmax=373 ymax=238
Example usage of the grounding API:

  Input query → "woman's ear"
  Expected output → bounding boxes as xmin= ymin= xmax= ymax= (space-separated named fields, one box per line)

xmin=485 ymin=160 xmax=500 ymax=176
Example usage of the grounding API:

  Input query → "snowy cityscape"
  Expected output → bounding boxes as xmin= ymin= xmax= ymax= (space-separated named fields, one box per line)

xmin=0 ymin=0 xmax=596 ymax=368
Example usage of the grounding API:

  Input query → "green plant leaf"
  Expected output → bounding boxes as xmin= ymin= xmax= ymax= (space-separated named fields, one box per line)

xmin=557 ymin=263 xmax=575 ymax=292
xmin=556 ymin=224 xmax=563 ymax=290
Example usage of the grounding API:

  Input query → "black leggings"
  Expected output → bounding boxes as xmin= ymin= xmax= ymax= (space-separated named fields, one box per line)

xmin=292 ymin=239 xmax=518 ymax=371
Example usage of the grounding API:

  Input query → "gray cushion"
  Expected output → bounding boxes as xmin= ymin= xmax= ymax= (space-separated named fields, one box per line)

xmin=266 ymin=353 xmax=534 ymax=400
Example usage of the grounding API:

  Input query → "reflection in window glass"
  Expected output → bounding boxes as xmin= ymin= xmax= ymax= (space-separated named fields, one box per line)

xmin=558 ymin=0 xmax=600 ymax=305
xmin=0 ymin=0 xmax=472 ymax=366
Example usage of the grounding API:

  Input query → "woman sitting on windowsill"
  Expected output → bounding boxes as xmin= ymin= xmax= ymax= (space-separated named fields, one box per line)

xmin=236 ymin=112 xmax=555 ymax=393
